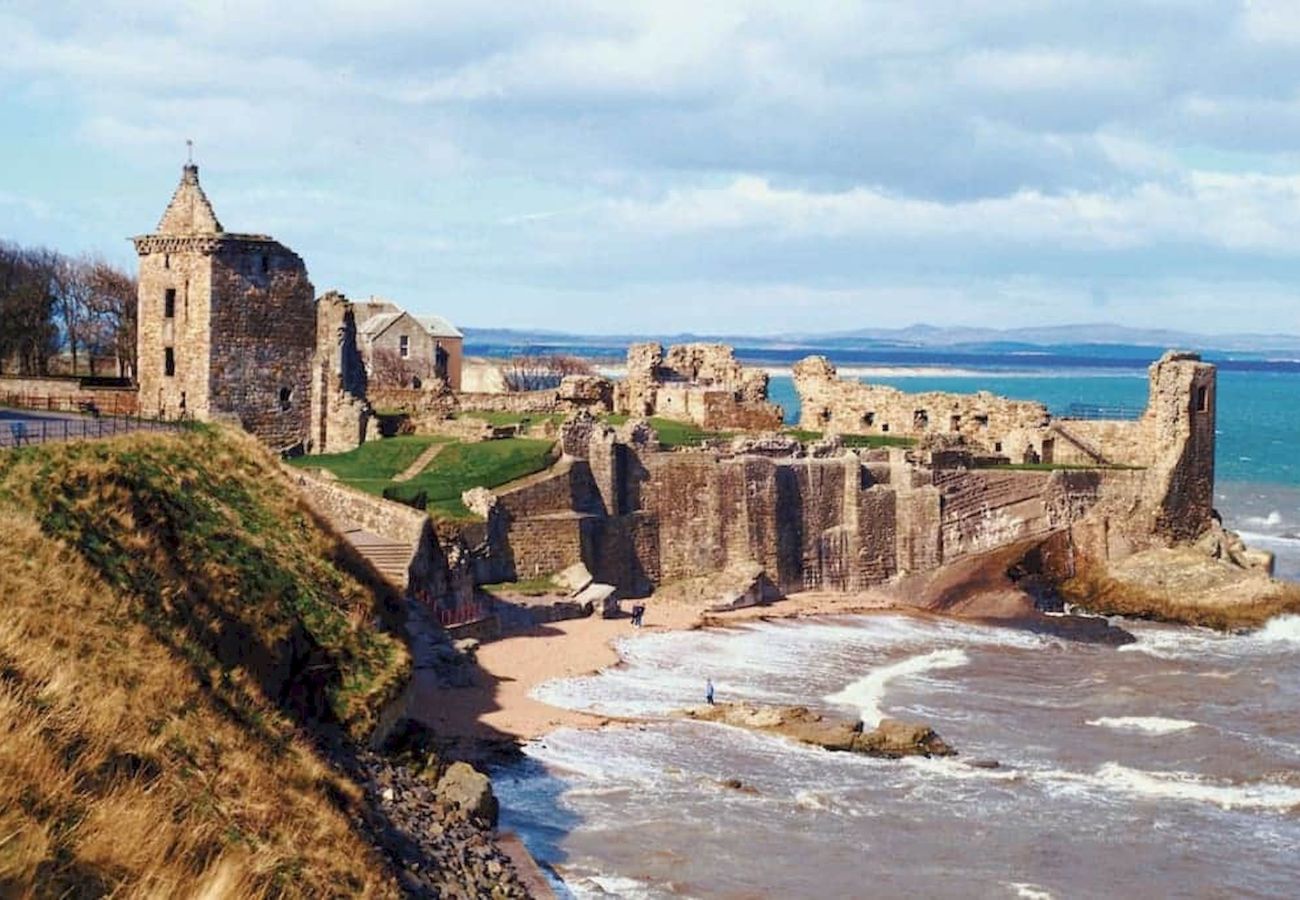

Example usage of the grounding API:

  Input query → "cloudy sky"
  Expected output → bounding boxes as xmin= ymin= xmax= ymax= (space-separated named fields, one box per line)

xmin=4 ymin=1 xmax=1300 ymax=336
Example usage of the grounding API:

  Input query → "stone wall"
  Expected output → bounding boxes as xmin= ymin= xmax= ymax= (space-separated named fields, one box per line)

xmin=615 ymin=342 xmax=783 ymax=430
xmin=310 ymin=291 xmax=372 ymax=454
xmin=792 ymin=355 xmax=1050 ymax=457
xmin=207 ymin=245 xmax=317 ymax=451
xmin=0 ymin=376 xmax=139 ymax=416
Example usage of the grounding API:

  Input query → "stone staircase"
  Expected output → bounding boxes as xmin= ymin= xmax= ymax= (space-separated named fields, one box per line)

xmin=341 ymin=526 xmax=414 ymax=589
xmin=1049 ymin=421 xmax=1108 ymax=464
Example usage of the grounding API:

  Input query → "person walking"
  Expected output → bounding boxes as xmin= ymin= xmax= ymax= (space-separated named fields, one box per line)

xmin=705 ymin=677 xmax=715 ymax=706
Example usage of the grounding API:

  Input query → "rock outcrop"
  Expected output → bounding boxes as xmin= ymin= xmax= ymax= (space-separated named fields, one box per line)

xmin=681 ymin=703 xmax=956 ymax=758
xmin=435 ymin=761 xmax=500 ymax=827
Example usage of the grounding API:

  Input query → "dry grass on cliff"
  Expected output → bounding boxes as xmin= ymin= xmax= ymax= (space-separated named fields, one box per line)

xmin=0 ymin=428 xmax=408 ymax=897
xmin=1062 ymin=548 xmax=1300 ymax=631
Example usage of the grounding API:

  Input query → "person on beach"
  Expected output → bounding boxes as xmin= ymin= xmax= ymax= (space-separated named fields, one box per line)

xmin=706 ymin=678 xmax=715 ymax=705
xmin=631 ymin=604 xmax=645 ymax=627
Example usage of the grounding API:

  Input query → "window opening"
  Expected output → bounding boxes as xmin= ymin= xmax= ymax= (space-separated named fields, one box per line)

xmin=164 ymin=347 xmax=175 ymax=377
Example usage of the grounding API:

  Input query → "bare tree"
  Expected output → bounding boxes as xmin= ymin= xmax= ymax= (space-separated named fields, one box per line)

xmin=502 ymin=354 xmax=594 ymax=391
xmin=85 ymin=259 xmax=137 ymax=378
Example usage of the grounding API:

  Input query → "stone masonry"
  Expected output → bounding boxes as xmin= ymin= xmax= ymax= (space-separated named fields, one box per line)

xmin=134 ymin=164 xmax=369 ymax=454
xmin=615 ymin=342 xmax=783 ymax=431
xmin=469 ymin=352 xmax=1216 ymax=598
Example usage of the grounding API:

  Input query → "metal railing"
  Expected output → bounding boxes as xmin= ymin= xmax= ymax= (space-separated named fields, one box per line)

xmin=1063 ymin=402 xmax=1143 ymax=421
xmin=1 ymin=395 xmax=191 ymax=450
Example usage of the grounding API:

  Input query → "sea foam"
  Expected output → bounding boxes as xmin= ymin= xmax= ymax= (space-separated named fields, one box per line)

xmin=824 ymin=648 xmax=969 ymax=726
xmin=1085 ymin=716 xmax=1198 ymax=735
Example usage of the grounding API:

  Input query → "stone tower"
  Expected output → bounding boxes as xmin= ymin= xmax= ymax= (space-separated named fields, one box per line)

xmin=133 ymin=164 xmax=318 ymax=451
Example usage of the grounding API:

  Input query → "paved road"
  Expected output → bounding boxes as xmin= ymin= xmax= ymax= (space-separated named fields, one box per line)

xmin=0 ymin=406 xmax=179 ymax=449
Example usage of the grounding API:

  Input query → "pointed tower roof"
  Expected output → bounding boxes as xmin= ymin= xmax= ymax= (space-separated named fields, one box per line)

xmin=156 ymin=164 xmax=223 ymax=235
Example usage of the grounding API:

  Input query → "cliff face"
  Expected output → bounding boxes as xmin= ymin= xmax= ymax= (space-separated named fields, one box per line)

xmin=0 ymin=427 xmax=409 ymax=896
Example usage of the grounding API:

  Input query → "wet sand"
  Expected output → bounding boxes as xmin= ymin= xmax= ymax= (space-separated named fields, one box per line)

xmin=417 ymin=590 xmax=897 ymax=742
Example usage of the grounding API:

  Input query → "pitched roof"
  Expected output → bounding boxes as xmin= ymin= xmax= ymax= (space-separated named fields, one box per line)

xmin=415 ymin=314 xmax=463 ymax=339
xmin=357 ymin=311 xmax=405 ymax=338
xmin=156 ymin=165 xmax=223 ymax=235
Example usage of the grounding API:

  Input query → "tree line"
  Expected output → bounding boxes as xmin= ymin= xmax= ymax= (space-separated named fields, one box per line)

xmin=0 ymin=239 xmax=137 ymax=379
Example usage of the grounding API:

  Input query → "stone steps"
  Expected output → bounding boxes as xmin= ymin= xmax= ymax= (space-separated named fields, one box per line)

xmin=342 ymin=527 xmax=415 ymax=588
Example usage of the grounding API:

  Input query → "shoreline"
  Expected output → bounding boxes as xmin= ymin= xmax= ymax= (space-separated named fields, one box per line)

xmin=411 ymin=589 xmax=899 ymax=743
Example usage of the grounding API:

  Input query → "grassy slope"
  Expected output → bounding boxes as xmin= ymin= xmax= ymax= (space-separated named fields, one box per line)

xmin=0 ymin=427 xmax=408 ymax=897
xmin=289 ymin=434 xmax=451 ymax=494
xmin=295 ymin=435 xmax=557 ymax=520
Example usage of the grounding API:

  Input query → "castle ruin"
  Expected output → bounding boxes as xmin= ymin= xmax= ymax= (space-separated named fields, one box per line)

xmin=458 ymin=351 xmax=1217 ymax=598
xmin=615 ymin=342 xmax=784 ymax=431
xmin=133 ymin=164 xmax=368 ymax=453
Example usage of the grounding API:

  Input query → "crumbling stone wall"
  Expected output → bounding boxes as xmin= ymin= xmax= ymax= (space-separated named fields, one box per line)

xmin=311 ymin=292 xmax=372 ymax=454
xmin=792 ymin=355 xmax=1050 ymax=457
xmin=616 ymin=342 xmax=783 ymax=430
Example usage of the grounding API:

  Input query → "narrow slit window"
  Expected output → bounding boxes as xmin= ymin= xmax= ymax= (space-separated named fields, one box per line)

xmin=279 ymin=387 xmax=292 ymax=410
xmin=164 ymin=289 xmax=176 ymax=318
xmin=260 ymin=254 xmax=270 ymax=274
xmin=1196 ymin=385 xmax=1209 ymax=412
xmin=399 ymin=335 xmax=410 ymax=358
xmin=164 ymin=347 xmax=175 ymax=377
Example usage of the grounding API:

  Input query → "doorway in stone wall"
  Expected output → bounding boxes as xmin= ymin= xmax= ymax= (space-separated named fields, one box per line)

xmin=1041 ymin=438 xmax=1055 ymax=464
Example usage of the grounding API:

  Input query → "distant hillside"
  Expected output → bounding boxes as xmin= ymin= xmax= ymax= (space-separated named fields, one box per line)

xmin=0 ymin=427 xmax=408 ymax=896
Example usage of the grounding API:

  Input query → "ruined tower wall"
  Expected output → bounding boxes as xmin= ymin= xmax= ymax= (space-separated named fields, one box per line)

xmin=310 ymin=292 xmax=371 ymax=455
xmin=208 ymin=245 xmax=316 ymax=451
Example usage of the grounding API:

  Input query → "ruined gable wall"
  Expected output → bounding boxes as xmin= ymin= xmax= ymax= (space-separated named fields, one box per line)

xmin=208 ymin=242 xmax=315 ymax=450
xmin=135 ymin=243 xmax=213 ymax=420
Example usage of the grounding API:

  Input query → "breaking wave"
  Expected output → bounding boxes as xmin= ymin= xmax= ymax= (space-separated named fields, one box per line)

xmin=1086 ymin=716 xmax=1198 ymax=735
xmin=1053 ymin=763 xmax=1300 ymax=812
xmin=824 ymin=648 xmax=970 ymax=726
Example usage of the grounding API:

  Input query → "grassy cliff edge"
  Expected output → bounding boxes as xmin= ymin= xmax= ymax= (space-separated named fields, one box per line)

xmin=0 ymin=427 xmax=410 ymax=896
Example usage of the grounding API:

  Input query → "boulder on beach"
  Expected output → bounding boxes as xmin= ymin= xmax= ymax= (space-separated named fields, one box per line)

xmin=681 ymin=702 xmax=955 ymax=758
xmin=435 ymin=761 xmax=499 ymax=827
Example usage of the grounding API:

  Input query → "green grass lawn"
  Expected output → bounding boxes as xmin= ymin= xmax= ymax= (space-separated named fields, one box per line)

xmin=599 ymin=414 xmax=732 ymax=448
xmin=387 ymin=437 xmax=558 ymax=519
xmin=478 ymin=574 xmax=560 ymax=597
xmin=292 ymin=433 xmax=558 ymax=518
xmin=286 ymin=434 xmax=451 ymax=493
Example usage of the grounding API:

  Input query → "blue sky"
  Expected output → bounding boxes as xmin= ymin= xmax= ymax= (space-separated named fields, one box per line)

xmin=4 ymin=0 xmax=1300 ymax=336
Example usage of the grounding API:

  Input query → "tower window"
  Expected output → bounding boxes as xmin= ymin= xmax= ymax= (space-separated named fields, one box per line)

xmin=164 ymin=288 xmax=176 ymax=318
xmin=1196 ymin=385 xmax=1209 ymax=412
xmin=399 ymin=335 xmax=410 ymax=358
xmin=164 ymin=254 xmax=171 ymax=270
xmin=279 ymin=387 xmax=292 ymax=410
xmin=261 ymin=254 xmax=270 ymax=274
xmin=164 ymin=347 xmax=175 ymax=377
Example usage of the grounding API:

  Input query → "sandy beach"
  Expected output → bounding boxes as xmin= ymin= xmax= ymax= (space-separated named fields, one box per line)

xmin=415 ymin=590 xmax=897 ymax=743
